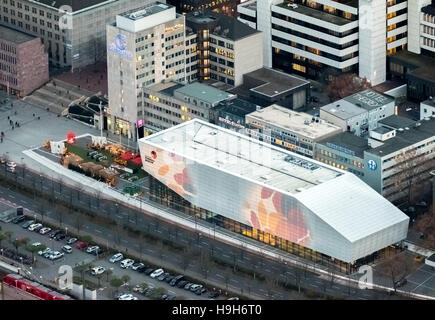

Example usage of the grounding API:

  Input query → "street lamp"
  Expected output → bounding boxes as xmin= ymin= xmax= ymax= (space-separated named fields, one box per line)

xmin=65 ymin=227 xmax=68 ymax=237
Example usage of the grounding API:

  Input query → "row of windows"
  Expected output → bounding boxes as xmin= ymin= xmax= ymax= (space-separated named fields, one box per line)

xmin=423 ymin=13 xmax=435 ymax=24
xmin=423 ymin=37 xmax=435 ymax=49
xmin=0 ymin=61 xmax=16 ymax=73
xmin=0 ymin=51 xmax=16 ymax=64
xmin=0 ymin=72 xmax=17 ymax=85
xmin=318 ymin=149 xmax=364 ymax=168
xmin=209 ymin=37 xmax=234 ymax=50
xmin=135 ymin=33 xmax=154 ymax=43
xmin=0 ymin=42 xmax=16 ymax=54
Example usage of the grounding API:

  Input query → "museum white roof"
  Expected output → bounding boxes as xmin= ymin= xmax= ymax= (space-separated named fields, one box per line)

xmin=139 ymin=119 xmax=409 ymax=243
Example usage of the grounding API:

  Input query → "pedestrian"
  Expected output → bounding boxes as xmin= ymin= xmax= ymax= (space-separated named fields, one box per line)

xmin=12 ymin=125 xmax=14 ymax=130
xmin=1 ymin=137 xmax=3 ymax=143
xmin=7 ymin=116 xmax=9 ymax=120
xmin=33 ymin=113 xmax=35 ymax=117
xmin=14 ymin=111 xmax=17 ymax=115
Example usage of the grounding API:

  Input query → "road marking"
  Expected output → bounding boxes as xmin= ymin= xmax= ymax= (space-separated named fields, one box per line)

xmin=230 ymin=279 xmax=239 ymax=284
xmin=95 ymin=229 xmax=102 ymax=234
xmin=309 ymin=284 xmax=319 ymax=288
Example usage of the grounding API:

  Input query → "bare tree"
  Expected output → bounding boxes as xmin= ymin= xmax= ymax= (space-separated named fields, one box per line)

xmin=391 ymin=150 xmax=435 ymax=204
xmin=414 ymin=205 xmax=435 ymax=249
xmin=199 ymin=249 xmax=211 ymax=279
xmin=75 ymin=214 xmax=84 ymax=236
xmin=181 ymin=248 xmax=191 ymax=273
xmin=377 ymin=252 xmax=415 ymax=292
xmin=326 ymin=73 xmax=371 ymax=102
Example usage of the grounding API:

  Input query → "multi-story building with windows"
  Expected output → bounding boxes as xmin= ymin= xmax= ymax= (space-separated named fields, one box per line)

xmin=245 ymin=104 xmax=342 ymax=157
xmin=0 ymin=0 xmax=155 ymax=70
xmin=138 ymin=119 xmax=409 ymax=273
xmin=315 ymin=115 xmax=435 ymax=203
xmin=237 ymin=0 xmax=413 ymax=85
xmin=0 ymin=24 xmax=48 ymax=96
xmin=107 ymin=2 xmax=187 ymax=141
xmin=140 ymin=81 xmax=235 ymax=133
xmin=186 ymin=11 xmax=263 ymax=86
xmin=320 ymin=89 xmax=396 ymax=137
xmin=420 ymin=97 xmax=435 ymax=119
xmin=167 ymin=0 xmax=238 ymax=16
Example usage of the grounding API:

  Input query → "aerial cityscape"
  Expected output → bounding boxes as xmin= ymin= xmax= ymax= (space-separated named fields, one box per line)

xmin=0 ymin=0 xmax=434 ymax=306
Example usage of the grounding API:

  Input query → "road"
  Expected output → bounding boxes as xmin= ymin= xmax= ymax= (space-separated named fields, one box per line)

xmin=0 ymin=166 xmax=405 ymax=300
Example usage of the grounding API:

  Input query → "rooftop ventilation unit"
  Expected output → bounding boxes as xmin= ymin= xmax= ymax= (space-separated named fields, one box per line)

xmin=398 ymin=128 xmax=404 ymax=131
xmin=129 ymin=9 xmax=148 ymax=19
xmin=405 ymin=127 xmax=410 ymax=130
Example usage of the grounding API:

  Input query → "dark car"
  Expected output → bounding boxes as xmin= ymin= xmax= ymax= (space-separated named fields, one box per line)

xmin=208 ymin=291 xmax=220 ymax=299
xmin=12 ymin=215 xmax=26 ymax=224
xmin=157 ymin=272 xmax=169 ymax=281
xmin=170 ymin=275 xmax=184 ymax=286
xmin=176 ymin=280 xmax=188 ymax=288
xmin=91 ymin=248 xmax=104 ymax=256
xmin=33 ymin=224 xmax=44 ymax=232
xmin=144 ymin=268 xmax=154 ymax=275
xmin=195 ymin=288 xmax=207 ymax=295
xmin=49 ymin=230 xmax=62 ymax=239
xmin=136 ymin=265 xmax=147 ymax=273
xmin=165 ymin=276 xmax=174 ymax=284
xmin=54 ymin=233 xmax=66 ymax=241
xmin=21 ymin=220 xmax=35 ymax=229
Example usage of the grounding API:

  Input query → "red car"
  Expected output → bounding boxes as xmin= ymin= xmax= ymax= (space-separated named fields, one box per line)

xmin=75 ymin=241 xmax=87 ymax=250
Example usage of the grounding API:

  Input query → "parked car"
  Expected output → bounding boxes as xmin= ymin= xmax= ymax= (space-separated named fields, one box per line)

xmin=91 ymin=247 xmax=103 ymax=256
xmin=54 ymin=233 xmax=66 ymax=241
xmin=109 ymin=253 xmax=124 ymax=263
xmin=136 ymin=265 xmax=147 ymax=273
xmin=31 ymin=242 xmax=42 ymax=247
xmin=117 ymin=294 xmax=138 ymax=300
xmin=21 ymin=220 xmax=35 ymax=229
xmin=120 ymin=259 xmax=135 ymax=269
xmin=176 ymin=280 xmax=188 ymax=288
xmin=12 ymin=216 xmax=26 ymax=224
xmin=165 ymin=276 xmax=174 ymax=284
xmin=62 ymin=245 xmax=73 ymax=254
xmin=91 ymin=266 xmax=106 ymax=275
xmin=28 ymin=223 xmax=42 ymax=231
xmin=208 ymin=291 xmax=220 ymax=299
xmin=39 ymin=227 xmax=51 ymax=235
xmin=144 ymin=268 xmax=154 ymax=275
xmin=86 ymin=245 xmax=100 ymax=254
xmin=170 ymin=275 xmax=184 ymax=286
xmin=150 ymin=268 xmax=164 ymax=278
xmin=66 ymin=237 xmax=78 ymax=245
xmin=49 ymin=230 xmax=62 ymax=239
xmin=76 ymin=241 xmax=87 ymax=250
xmin=33 ymin=224 xmax=44 ymax=232
xmin=183 ymin=282 xmax=193 ymax=290
xmin=43 ymin=249 xmax=55 ymax=259
xmin=38 ymin=247 xmax=51 ymax=256
xmin=48 ymin=251 xmax=64 ymax=260
xmin=195 ymin=287 xmax=207 ymax=295
xmin=189 ymin=284 xmax=203 ymax=292
xmin=131 ymin=262 xmax=145 ymax=271
xmin=227 ymin=297 xmax=239 ymax=300
xmin=157 ymin=272 xmax=169 ymax=281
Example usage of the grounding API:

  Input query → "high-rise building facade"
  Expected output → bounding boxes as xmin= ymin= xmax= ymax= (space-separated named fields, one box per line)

xmin=107 ymin=2 xmax=187 ymax=141
xmin=0 ymin=0 xmax=154 ymax=70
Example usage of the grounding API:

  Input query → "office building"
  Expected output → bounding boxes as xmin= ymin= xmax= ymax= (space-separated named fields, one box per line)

xmin=320 ymin=89 xmax=395 ymax=137
xmin=216 ymin=98 xmax=260 ymax=131
xmin=0 ymin=25 xmax=48 ymax=97
xmin=315 ymin=115 xmax=435 ymax=203
xmin=167 ymin=0 xmax=238 ymax=16
xmin=408 ymin=0 xmax=435 ymax=56
xmin=420 ymin=97 xmax=435 ymax=119
xmin=246 ymin=104 xmax=342 ymax=157
xmin=228 ymin=67 xmax=310 ymax=109
xmin=106 ymin=2 xmax=187 ymax=140
xmin=140 ymin=81 xmax=235 ymax=133
xmin=185 ymin=11 xmax=263 ymax=86
xmin=138 ymin=119 xmax=409 ymax=273
xmin=237 ymin=0 xmax=411 ymax=85
xmin=0 ymin=0 xmax=155 ymax=69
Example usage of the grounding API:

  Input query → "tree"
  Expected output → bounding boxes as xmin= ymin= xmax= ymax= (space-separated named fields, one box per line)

xmin=12 ymin=238 xmax=23 ymax=254
xmin=390 ymin=150 xmax=434 ymax=204
xmin=377 ymin=252 xmax=415 ymax=292
xmin=121 ymin=274 xmax=130 ymax=287
xmin=26 ymin=244 xmax=45 ymax=265
xmin=105 ymin=269 xmax=113 ymax=282
xmin=37 ymin=199 xmax=48 ymax=223
xmin=75 ymin=214 xmax=84 ymax=236
xmin=110 ymin=278 xmax=123 ymax=296
xmin=414 ymin=206 xmax=435 ymax=249
xmin=81 ymin=235 xmax=93 ymax=245
xmin=326 ymin=73 xmax=371 ymax=102
xmin=54 ymin=202 xmax=64 ymax=226
xmin=199 ymin=249 xmax=211 ymax=279
xmin=181 ymin=248 xmax=191 ymax=273
xmin=4 ymin=231 xmax=12 ymax=244
xmin=0 ymin=232 xmax=6 ymax=248
xmin=149 ymin=287 xmax=167 ymax=300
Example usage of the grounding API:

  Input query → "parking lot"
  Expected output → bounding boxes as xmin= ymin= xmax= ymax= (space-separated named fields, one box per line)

xmin=0 ymin=205 xmax=226 ymax=300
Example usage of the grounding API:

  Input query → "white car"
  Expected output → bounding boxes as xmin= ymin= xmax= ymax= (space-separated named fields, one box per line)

xmin=38 ymin=247 xmax=51 ymax=256
xmin=91 ymin=266 xmax=106 ymax=275
xmin=150 ymin=268 xmax=164 ymax=278
xmin=86 ymin=245 xmax=99 ymax=253
xmin=49 ymin=251 xmax=64 ymax=260
xmin=62 ymin=245 xmax=73 ymax=254
xmin=120 ymin=259 xmax=135 ymax=269
xmin=28 ymin=223 xmax=43 ymax=231
xmin=109 ymin=253 xmax=123 ymax=263
xmin=118 ymin=294 xmax=138 ymax=300
xmin=31 ymin=242 xmax=42 ymax=247
xmin=39 ymin=227 xmax=51 ymax=235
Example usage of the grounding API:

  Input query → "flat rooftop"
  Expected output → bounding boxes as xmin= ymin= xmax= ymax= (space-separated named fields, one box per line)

xmin=173 ymin=82 xmax=234 ymax=106
xmin=378 ymin=115 xmax=417 ymax=130
xmin=217 ymin=98 xmax=259 ymax=118
xmin=275 ymin=2 xmax=355 ymax=26
xmin=240 ymin=0 xmax=257 ymax=11
xmin=142 ymin=119 xmax=343 ymax=195
xmin=243 ymin=67 xmax=309 ymax=97
xmin=246 ymin=105 xmax=342 ymax=140
xmin=369 ymin=117 xmax=435 ymax=156
xmin=343 ymin=89 xmax=395 ymax=111
xmin=422 ymin=4 xmax=435 ymax=16
xmin=372 ymin=126 xmax=394 ymax=134
xmin=120 ymin=2 xmax=172 ymax=21
xmin=422 ymin=98 xmax=435 ymax=109
xmin=317 ymin=132 xmax=369 ymax=159
xmin=389 ymin=50 xmax=435 ymax=83
xmin=0 ymin=25 xmax=35 ymax=44
xmin=35 ymin=0 xmax=113 ymax=12
xmin=321 ymin=99 xmax=366 ymax=120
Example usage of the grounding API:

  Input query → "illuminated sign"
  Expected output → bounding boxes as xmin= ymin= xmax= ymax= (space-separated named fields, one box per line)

xmin=367 ymin=159 xmax=377 ymax=171
xmin=108 ymin=34 xmax=133 ymax=59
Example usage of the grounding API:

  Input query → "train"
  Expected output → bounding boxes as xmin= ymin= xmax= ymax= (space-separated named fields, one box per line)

xmin=1 ymin=273 xmax=72 ymax=300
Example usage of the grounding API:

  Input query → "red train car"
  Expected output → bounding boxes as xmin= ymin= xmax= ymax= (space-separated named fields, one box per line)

xmin=2 ymin=273 xmax=72 ymax=300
